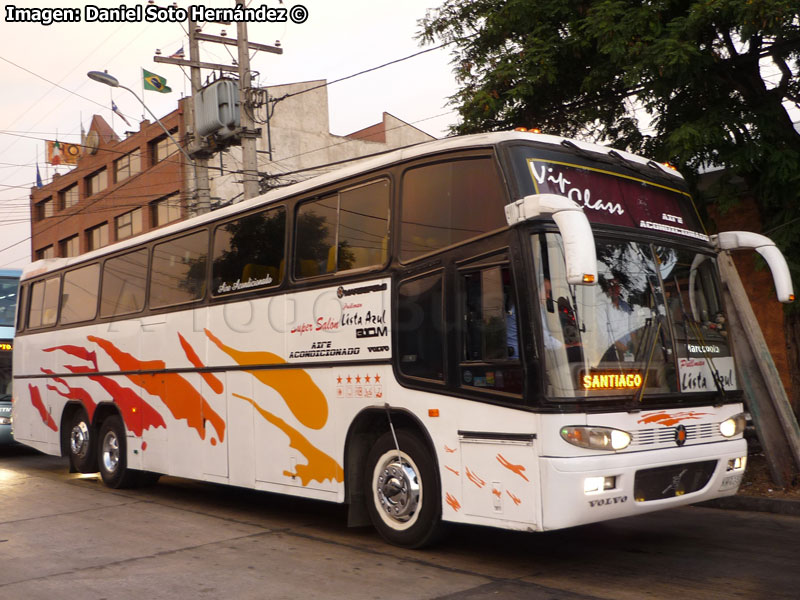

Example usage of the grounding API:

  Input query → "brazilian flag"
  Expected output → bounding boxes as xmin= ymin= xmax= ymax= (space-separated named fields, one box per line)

xmin=143 ymin=69 xmax=172 ymax=93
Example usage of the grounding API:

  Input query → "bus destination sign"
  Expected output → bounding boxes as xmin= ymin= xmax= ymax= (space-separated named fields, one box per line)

xmin=528 ymin=159 xmax=709 ymax=242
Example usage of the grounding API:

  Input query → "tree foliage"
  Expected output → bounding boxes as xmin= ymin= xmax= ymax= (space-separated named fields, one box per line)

xmin=421 ymin=1 xmax=800 ymax=412
xmin=419 ymin=0 xmax=800 ymax=260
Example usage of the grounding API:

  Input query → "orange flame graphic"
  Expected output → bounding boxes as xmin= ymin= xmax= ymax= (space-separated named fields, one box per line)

xmin=465 ymin=466 xmax=486 ymax=488
xmin=637 ymin=410 xmax=710 ymax=427
xmin=232 ymin=393 xmax=342 ymax=485
xmin=206 ymin=329 xmax=328 ymax=430
xmin=445 ymin=493 xmax=461 ymax=512
xmin=88 ymin=336 xmax=225 ymax=443
xmin=28 ymin=384 xmax=57 ymax=432
xmin=443 ymin=445 xmax=457 ymax=453
xmin=178 ymin=333 xmax=223 ymax=395
xmin=445 ymin=465 xmax=460 ymax=476
xmin=507 ymin=490 xmax=522 ymax=506
xmin=496 ymin=454 xmax=529 ymax=482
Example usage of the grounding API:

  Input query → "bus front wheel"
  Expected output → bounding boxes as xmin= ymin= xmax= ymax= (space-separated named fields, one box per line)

xmin=68 ymin=408 xmax=96 ymax=473
xmin=364 ymin=429 xmax=443 ymax=548
xmin=97 ymin=415 xmax=137 ymax=489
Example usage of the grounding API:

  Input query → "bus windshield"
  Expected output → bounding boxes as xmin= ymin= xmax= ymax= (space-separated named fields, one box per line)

xmin=0 ymin=277 xmax=18 ymax=328
xmin=534 ymin=233 xmax=736 ymax=400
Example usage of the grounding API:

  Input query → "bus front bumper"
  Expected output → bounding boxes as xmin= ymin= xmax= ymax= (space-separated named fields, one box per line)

xmin=539 ymin=438 xmax=747 ymax=530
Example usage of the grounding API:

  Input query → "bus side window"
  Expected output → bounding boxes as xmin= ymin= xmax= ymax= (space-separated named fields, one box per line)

xmin=400 ymin=157 xmax=507 ymax=262
xmin=101 ymin=249 xmax=148 ymax=317
xmin=61 ymin=264 xmax=99 ymax=324
xmin=397 ymin=272 xmax=444 ymax=382
xmin=459 ymin=265 xmax=523 ymax=395
xmin=16 ymin=283 xmax=27 ymax=332
xmin=150 ymin=231 xmax=208 ymax=308
xmin=28 ymin=276 xmax=60 ymax=329
xmin=212 ymin=206 xmax=285 ymax=295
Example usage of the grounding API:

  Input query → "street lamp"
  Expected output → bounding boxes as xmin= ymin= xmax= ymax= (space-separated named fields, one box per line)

xmin=87 ymin=70 xmax=193 ymax=164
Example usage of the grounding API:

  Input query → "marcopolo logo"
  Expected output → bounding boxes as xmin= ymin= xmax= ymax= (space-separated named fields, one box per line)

xmin=337 ymin=283 xmax=387 ymax=298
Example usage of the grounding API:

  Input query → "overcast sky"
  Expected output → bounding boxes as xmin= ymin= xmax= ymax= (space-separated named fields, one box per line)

xmin=0 ymin=0 xmax=459 ymax=269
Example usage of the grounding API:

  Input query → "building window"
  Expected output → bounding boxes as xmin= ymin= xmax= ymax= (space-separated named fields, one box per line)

xmin=35 ymin=245 xmax=54 ymax=260
xmin=151 ymin=194 xmax=182 ymax=227
xmin=36 ymin=197 xmax=54 ymax=221
xmin=59 ymin=184 xmax=79 ymax=211
xmin=59 ymin=235 xmax=79 ymax=257
xmin=86 ymin=168 xmax=108 ymax=196
xmin=151 ymin=130 xmax=179 ymax=165
xmin=114 ymin=150 xmax=141 ymax=182
xmin=115 ymin=208 xmax=143 ymax=241
xmin=86 ymin=223 xmax=109 ymax=252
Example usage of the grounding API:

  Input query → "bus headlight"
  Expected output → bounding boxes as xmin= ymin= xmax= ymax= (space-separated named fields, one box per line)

xmin=719 ymin=413 xmax=746 ymax=438
xmin=560 ymin=426 xmax=631 ymax=451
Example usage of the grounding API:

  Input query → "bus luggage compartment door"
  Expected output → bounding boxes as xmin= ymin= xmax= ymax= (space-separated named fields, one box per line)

xmin=458 ymin=433 xmax=540 ymax=529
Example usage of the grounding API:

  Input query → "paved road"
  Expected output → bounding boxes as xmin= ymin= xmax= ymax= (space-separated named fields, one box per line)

xmin=0 ymin=444 xmax=797 ymax=600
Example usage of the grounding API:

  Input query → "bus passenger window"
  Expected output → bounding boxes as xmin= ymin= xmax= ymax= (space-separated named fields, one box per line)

xmin=400 ymin=157 xmax=506 ymax=262
xmin=295 ymin=196 xmax=337 ymax=278
xmin=460 ymin=266 xmax=522 ymax=395
xmin=101 ymin=249 xmax=148 ymax=317
xmin=294 ymin=179 xmax=390 ymax=279
xmin=61 ymin=264 xmax=99 ymax=324
xmin=28 ymin=276 xmax=60 ymax=328
xmin=397 ymin=273 xmax=444 ymax=381
xmin=150 ymin=231 xmax=208 ymax=308
xmin=212 ymin=207 xmax=285 ymax=295
xmin=338 ymin=180 xmax=390 ymax=271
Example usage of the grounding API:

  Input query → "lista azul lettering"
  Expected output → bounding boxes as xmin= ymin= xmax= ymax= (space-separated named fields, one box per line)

xmin=341 ymin=310 xmax=386 ymax=328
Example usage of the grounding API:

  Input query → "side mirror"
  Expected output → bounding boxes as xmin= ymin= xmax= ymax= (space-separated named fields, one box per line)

xmin=505 ymin=194 xmax=597 ymax=286
xmin=712 ymin=231 xmax=795 ymax=303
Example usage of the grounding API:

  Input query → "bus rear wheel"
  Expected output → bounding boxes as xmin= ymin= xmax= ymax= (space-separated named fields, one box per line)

xmin=364 ymin=429 xmax=443 ymax=548
xmin=68 ymin=408 xmax=96 ymax=473
xmin=97 ymin=415 xmax=137 ymax=489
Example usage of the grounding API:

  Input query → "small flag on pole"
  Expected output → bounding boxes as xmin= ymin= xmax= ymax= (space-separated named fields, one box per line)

xmin=169 ymin=46 xmax=185 ymax=59
xmin=112 ymin=101 xmax=132 ymax=127
xmin=142 ymin=68 xmax=172 ymax=93
xmin=36 ymin=163 xmax=43 ymax=188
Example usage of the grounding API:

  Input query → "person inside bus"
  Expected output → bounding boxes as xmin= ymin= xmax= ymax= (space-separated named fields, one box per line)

xmin=539 ymin=276 xmax=564 ymax=351
xmin=503 ymin=272 xmax=519 ymax=358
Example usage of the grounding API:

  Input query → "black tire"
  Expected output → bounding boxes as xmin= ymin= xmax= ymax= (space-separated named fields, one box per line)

xmin=68 ymin=407 xmax=97 ymax=474
xmin=364 ymin=429 xmax=443 ymax=548
xmin=97 ymin=415 xmax=137 ymax=489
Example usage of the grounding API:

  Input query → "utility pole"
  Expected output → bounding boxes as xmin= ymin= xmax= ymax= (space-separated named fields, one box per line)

xmin=188 ymin=19 xmax=212 ymax=214
xmin=154 ymin=9 xmax=282 ymax=206
xmin=237 ymin=0 xmax=260 ymax=200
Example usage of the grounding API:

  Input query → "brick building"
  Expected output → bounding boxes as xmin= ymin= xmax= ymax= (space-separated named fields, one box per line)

xmin=30 ymin=103 xmax=188 ymax=260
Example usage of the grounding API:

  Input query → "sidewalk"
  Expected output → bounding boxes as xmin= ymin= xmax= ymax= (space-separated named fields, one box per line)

xmin=698 ymin=495 xmax=800 ymax=517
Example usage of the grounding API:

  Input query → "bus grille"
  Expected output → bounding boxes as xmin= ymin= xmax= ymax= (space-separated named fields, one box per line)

xmin=634 ymin=460 xmax=718 ymax=501
xmin=630 ymin=422 xmax=720 ymax=447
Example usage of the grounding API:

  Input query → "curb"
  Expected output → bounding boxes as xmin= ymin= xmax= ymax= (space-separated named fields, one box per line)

xmin=696 ymin=495 xmax=800 ymax=517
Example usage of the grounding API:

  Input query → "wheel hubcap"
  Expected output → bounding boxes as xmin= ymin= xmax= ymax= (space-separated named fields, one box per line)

xmin=376 ymin=458 xmax=420 ymax=522
xmin=102 ymin=430 xmax=120 ymax=473
xmin=70 ymin=421 xmax=90 ymax=458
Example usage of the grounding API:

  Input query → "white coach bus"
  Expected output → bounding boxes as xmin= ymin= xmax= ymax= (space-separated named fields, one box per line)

xmin=12 ymin=131 xmax=794 ymax=547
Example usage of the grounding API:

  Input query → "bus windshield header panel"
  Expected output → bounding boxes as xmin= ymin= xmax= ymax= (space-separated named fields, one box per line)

xmin=509 ymin=146 xmax=708 ymax=242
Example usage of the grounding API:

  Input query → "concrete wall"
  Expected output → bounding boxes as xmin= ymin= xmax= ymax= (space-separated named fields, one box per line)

xmin=208 ymin=80 xmax=435 ymax=203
